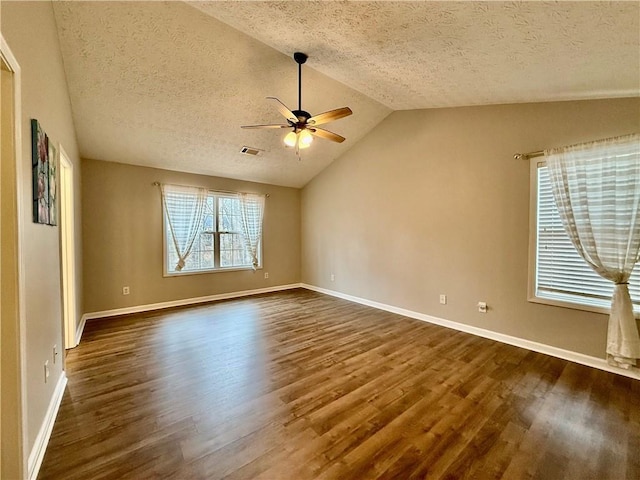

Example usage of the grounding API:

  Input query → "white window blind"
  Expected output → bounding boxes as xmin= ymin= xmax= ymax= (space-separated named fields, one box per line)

xmin=535 ymin=164 xmax=640 ymax=312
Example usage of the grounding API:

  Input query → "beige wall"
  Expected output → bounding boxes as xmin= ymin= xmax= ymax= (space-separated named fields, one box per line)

xmin=82 ymin=159 xmax=300 ymax=313
xmin=2 ymin=0 xmax=83 ymax=454
xmin=302 ymin=98 xmax=640 ymax=359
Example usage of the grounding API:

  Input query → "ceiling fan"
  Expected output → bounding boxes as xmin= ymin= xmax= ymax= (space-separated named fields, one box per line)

xmin=241 ymin=52 xmax=352 ymax=155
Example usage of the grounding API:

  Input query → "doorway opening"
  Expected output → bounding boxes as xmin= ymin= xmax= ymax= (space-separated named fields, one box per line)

xmin=59 ymin=147 xmax=77 ymax=350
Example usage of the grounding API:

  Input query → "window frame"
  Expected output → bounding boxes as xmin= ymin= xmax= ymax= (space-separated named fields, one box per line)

xmin=527 ymin=159 xmax=639 ymax=317
xmin=162 ymin=190 xmax=262 ymax=277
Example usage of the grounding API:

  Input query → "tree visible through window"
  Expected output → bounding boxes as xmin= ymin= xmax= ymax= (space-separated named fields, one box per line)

xmin=164 ymin=192 xmax=259 ymax=274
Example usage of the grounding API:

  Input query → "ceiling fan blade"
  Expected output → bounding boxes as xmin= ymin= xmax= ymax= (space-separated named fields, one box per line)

xmin=309 ymin=127 xmax=346 ymax=143
xmin=307 ymin=107 xmax=352 ymax=126
xmin=241 ymin=124 xmax=290 ymax=129
xmin=266 ymin=97 xmax=297 ymax=123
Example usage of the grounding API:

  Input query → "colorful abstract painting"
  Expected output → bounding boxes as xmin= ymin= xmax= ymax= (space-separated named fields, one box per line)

xmin=31 ymin=119 xmax=56 ymax=225
xmin=31 ymin=119 xmax=49 ymax=224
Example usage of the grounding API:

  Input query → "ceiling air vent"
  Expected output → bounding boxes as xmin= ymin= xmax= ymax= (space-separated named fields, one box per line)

xmin=240 ymin=146 xmax=263 ymax=156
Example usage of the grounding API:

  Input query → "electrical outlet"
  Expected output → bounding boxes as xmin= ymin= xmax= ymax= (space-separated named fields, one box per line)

xmin=330 ymin=273 xmax=335 ymax=282
xmin=53 ymin=345 xmax=58 ymax=364
xmin=264 ymin=272 xmax=269 ymax=279
xmin=44 ymin=361 xmax=50 ymax=383
xmin=122 ymin=286 xmax=130 ymax=295
xmin=439 ymin=294 xmax=447 ymax=305
xmin=478 ymin=301 xmax=487 ymax=313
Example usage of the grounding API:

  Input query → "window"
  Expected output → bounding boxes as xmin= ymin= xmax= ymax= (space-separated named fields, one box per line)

xmin=530 ymin=162 xmax=640 ymax=314
xmin=164 ymin=191 xmax=260 ymax=275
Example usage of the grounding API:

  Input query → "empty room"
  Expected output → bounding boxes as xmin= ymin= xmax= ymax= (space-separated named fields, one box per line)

xmin=1 ymin=1 xmax=639 ymax=479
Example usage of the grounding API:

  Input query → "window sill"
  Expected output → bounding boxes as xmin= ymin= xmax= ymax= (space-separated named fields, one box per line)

xmin=163 ymin=265 xmax=262 ymax=278
xmin=528 ymin=294 xmax=640 ymax=319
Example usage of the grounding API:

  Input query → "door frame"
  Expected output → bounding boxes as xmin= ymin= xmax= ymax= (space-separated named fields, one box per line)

xmin=0 ymin=33 xmax=28 ymax=479
xmin=59 ymin=145 xmax=77 ymax=349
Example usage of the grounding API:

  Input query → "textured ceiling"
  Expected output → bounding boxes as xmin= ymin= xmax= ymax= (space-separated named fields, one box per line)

xmin=52 ymin=1 xmax=639 ymax=188
xmin=52 ymin=1 xmax=390 ymax=188
xmin=193 ymin=1 xmax=640 ymax=110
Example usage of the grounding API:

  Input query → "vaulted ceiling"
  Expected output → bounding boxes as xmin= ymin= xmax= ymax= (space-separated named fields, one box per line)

xmin=52 ymin=1 xmax=639 ymax=188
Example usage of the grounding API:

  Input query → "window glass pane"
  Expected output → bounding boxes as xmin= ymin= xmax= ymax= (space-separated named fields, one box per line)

xmin=536 ymin=165 xmax=640 ymax=310
xmin=165 ymin=210 xmax=215 ymax=273
xmin=219 ymin=196 xmax=243 ymax=232
xmin=220 ymin=232 xmax=250 ymax=268
xmin=234 ymin=249 xmax=249 ymax=266
xmin=195 ymin=232 xmax=215 ymax=270
xmin=203 ymin=213 xmax=214 ymax=232
xmin=219 ymin=232 xmax=230 ymax=250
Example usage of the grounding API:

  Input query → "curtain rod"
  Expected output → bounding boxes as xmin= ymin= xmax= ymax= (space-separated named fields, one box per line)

xmin=513 ymin=150 xmax=544 ymax=160
xmin=514 ymin=133 xmax=639 ymax=160
xmin=152 ymin=181 xmax=269 ymax=198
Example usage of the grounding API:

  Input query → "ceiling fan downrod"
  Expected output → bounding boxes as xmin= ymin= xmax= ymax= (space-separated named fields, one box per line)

xmin=293 ymin=52 xmax=308 ymax=114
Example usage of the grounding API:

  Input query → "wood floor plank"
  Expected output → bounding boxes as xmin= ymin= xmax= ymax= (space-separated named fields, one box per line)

xmin=37 ymin=289 xmax=639 ymax=479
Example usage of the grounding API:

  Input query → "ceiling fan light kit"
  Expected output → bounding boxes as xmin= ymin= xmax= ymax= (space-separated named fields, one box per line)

xmin=283 ymin=131 xmax=297 ymax=147
xmin=241 ymin=52 xmax=352 ymax=157
xmin=298 ymin=129 xmax=314 ymax=148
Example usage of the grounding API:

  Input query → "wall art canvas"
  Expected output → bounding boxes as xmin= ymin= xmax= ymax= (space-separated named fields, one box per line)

xmin=31 ymin=119 xmax=49 ymax=224
xmin=48 ymin=140 xmax=58 ymax=225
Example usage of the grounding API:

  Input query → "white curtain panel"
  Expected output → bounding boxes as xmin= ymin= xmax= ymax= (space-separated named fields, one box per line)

xmin=545 ymin=133 xmax=640 ymax=369
xmin=161 ymin=184 xmax=207 ymax=271
xmin=238 ymin=193 xmax=265 ymax=270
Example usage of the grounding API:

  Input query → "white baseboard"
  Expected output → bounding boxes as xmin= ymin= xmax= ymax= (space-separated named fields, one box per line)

xmin=301 ymin=283 xmax=640 ymax=381
xmin=81 ymin=283 xmax=303 ymax=325
xmin=28 ymin=372 xmax=67 ymax=480
xmin=75 ymin=314 xmax=86 ymax=346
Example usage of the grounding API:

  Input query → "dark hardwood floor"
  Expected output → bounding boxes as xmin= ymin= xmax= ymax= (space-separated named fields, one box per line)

xmin=38 ymin=289 xmax=639 ymax=479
